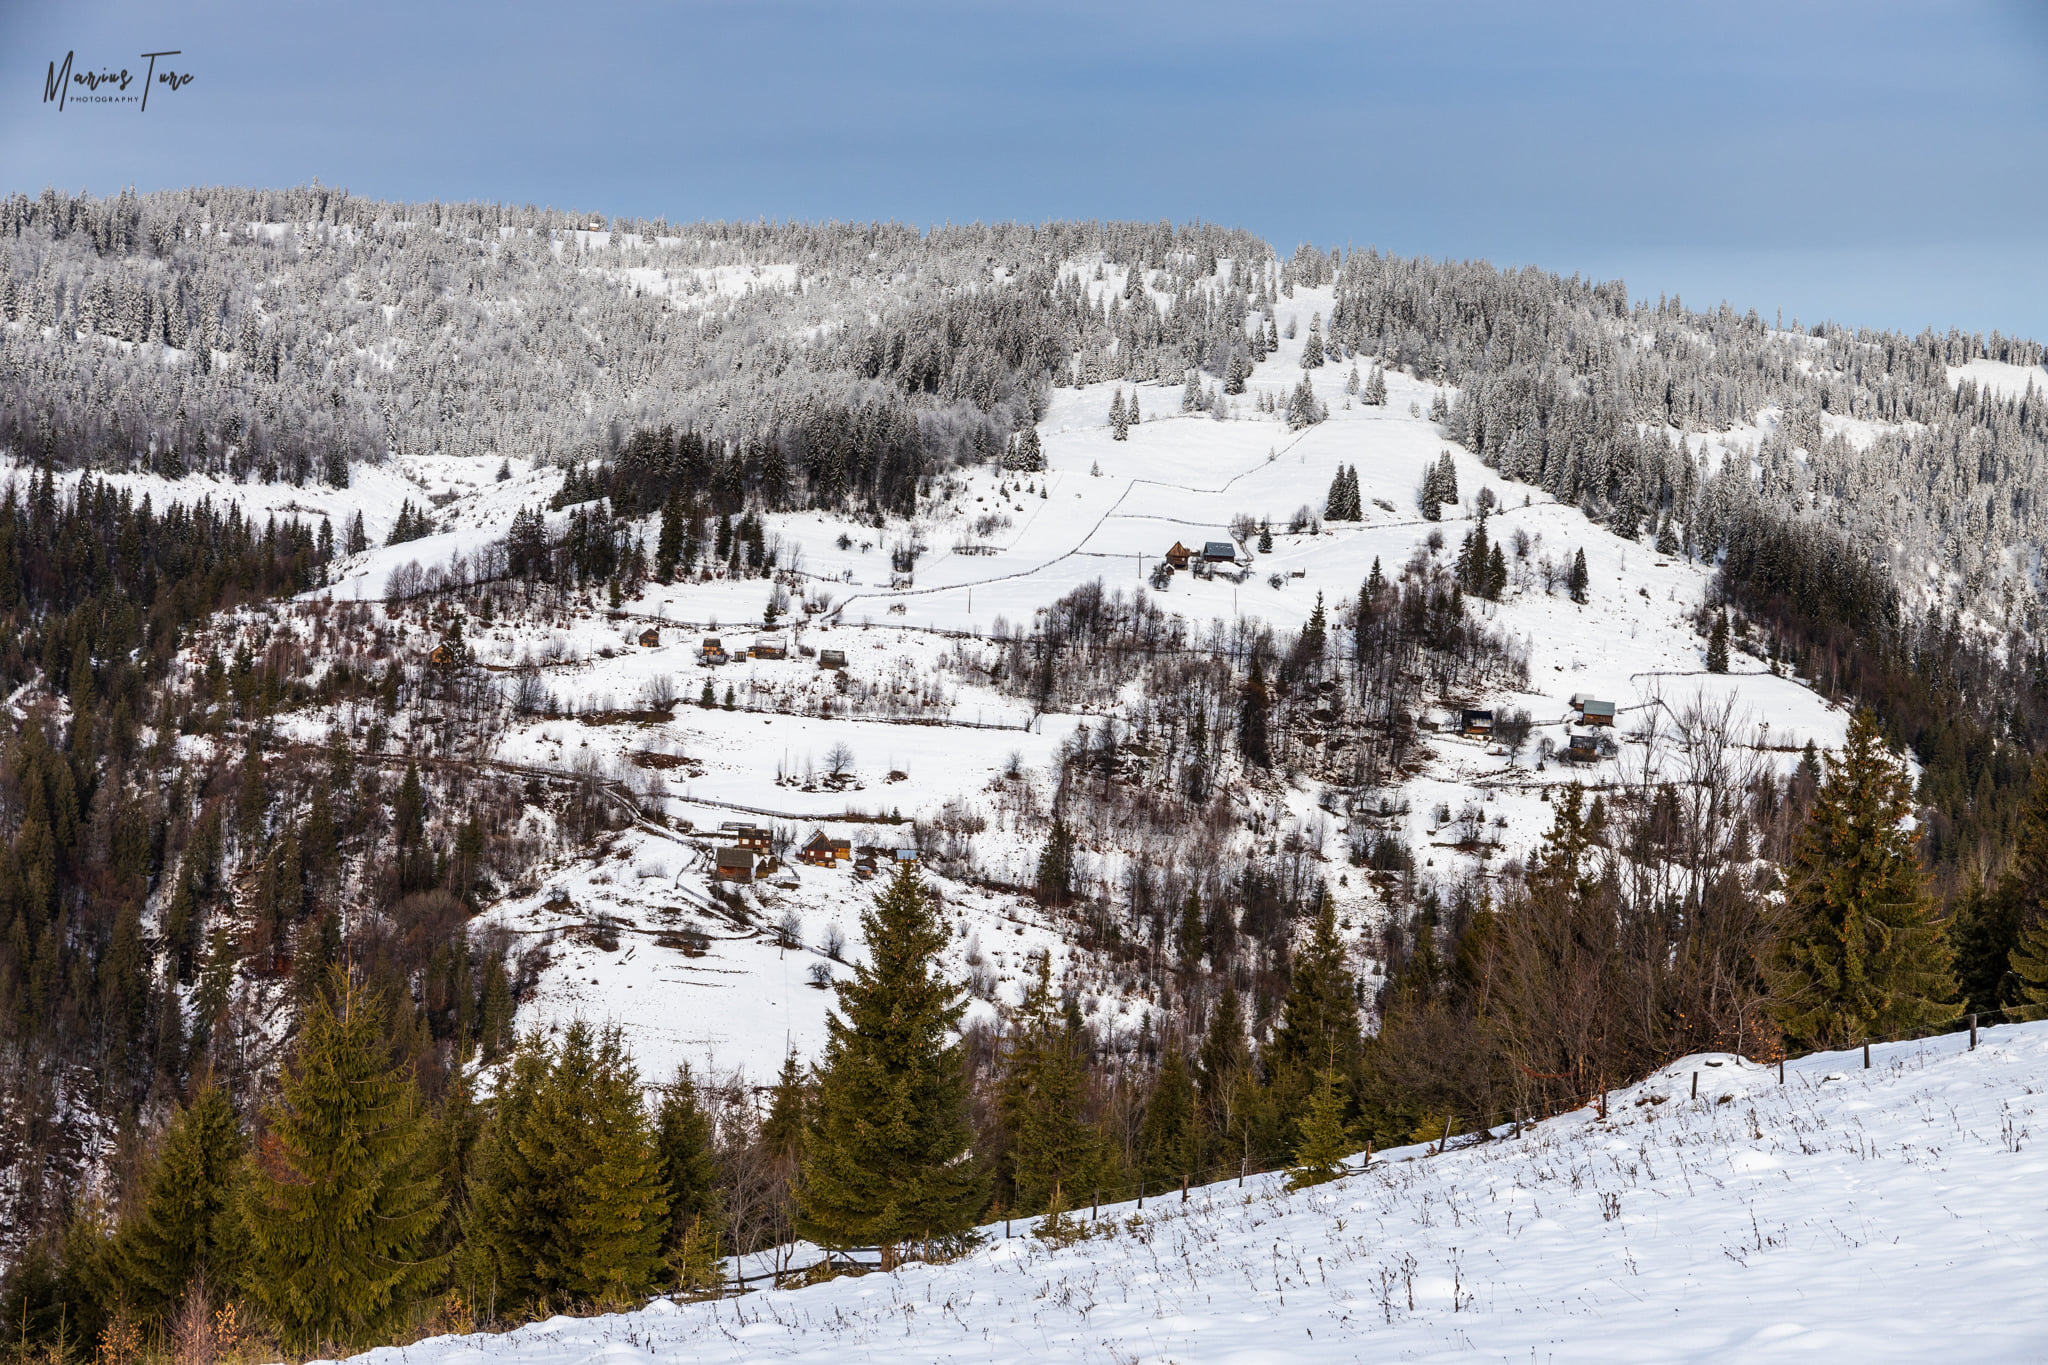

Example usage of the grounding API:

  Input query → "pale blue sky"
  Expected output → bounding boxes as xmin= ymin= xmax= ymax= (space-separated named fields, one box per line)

xmin=6 ymin=0 xmax=2045 ymax=336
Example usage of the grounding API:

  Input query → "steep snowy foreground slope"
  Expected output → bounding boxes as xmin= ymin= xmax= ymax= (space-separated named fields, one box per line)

xmin=339 ymin=1023 xmax=2048 ymax=1364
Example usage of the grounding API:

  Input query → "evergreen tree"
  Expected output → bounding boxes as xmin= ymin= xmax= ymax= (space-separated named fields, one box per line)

xmin=1257 ymin=522 xmax=1273 ymax=553
xmin=1108 ymin=388 xmax=1128 ymax=441
xmin=1268 ymin=892 xmax=1362 ymax=1081
xmin=116 ymin=1078 xmax=247 ymax=1321
xmin=1300 ymin=313 xmax=1324 ymax=369
xmin=655 ymin=1065 xmax=720 ymax=1285
xmin=1324 ymin=468 xmax=1348 ymax=522
xmin=467 ymin=1023 xmax=669 ymax=1311
xmin=797 ymin=862 xmax=986 ymax=1267
xmin=1035 ymin=816 xmax=1076 ymax=905
xmin=1568 ymin=548 xmax=1590 ymax=604
xmin=760 ymin=1048 xmax=809 ymax=1164
xmin=1181 ymin=368 xmax=1203 ymax=412
xmin=1285 ymin=1057 xmax=1355 ymax=1190
xmin=1999 ymin=760 xmax=2048 ymax=1020
xmin=1706 ymin=611 xmax=1730 ymax=673
xmin=1237 ymin=657 xmax=1271 ymax=768
xmin=1363 ymin=365 xmax=1387 ymax=406
xmin=1136 ymin=1048 xmax=1198 ymax=1189
xmin=242 ymin=975 xmax=443 ymax=1355
xmin=1770 ymin=710 xmax=1956 ymax=1048
xmin=999 ymin=954 xmax=1109 ymax=1213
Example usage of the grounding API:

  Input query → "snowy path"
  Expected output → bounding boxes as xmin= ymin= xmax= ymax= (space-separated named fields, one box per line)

xmin=337 ymin=1023 xmax=2048 ymax=1364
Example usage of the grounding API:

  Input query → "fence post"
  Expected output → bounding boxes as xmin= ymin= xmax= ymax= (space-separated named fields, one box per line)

xmin=1138 ymin=1179 xmax=1144 ymax=1210
xmin=1863 ymin=1041 xmax=1870 ymax=1070
xmin=1181 ymin=1175 xmax=1189 ymax=1203
xmin=1970 ymin=1013 xmax=1978 ymax=1050
xmin=1778 ymin=1057 xmax=1785 ymax=1084
xmin=1092 ymin=1189 xmax=1099 ymax=1221
xmin=1691 ymin=1070 xmax=1697 ymax=1100
xmin=1004 ymin=1216 xmax=1010 ymax=1239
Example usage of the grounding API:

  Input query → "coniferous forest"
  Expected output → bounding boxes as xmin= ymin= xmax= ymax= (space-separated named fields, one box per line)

xmin=1 ymin=187 xmax=2046 ymax=1360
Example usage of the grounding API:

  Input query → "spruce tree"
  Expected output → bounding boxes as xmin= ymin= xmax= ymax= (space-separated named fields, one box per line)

xmin=1108 ymin=388 xmax=1128 ymax=440
xmin=656 ymin=1064 xmax=720 ymax=1274
xmin=1568 ymin=548 xmax=1590 ymax=604
xmin=1175 ymin=890 xmax=1204 ymax=971
xmin=1269 ymin=892 xmax=1362 ymax=1082
xmin=1706 ymin=611 xmax=1730 ymax=673
xmin=1286 ymin=1057 xmax=1355 ymax=1190
xmin=798 ymin=862 xmax=986 ymax=1267
xmin=467 ymin=1023 xmax=669 ymax=1310
xmin=1137 ymin=1048 xmax=1199 ymax=1188
xmin=1237 ymin=657 xmax=1271 ymax=768
xmin=116 ymin=1078 xmax=247 ymax=1321
xmin=242 ymin=975 xmax=443 ymax=1355
xmin=999 ymin=954 xmax=1109 ymax=1213
xmin=1771 ymin=710 xmax=1956 ymax=1048
xmin=1035 ymin=817 xmax=1075 ymax=905
xmin=2000 ymin=759 xmax=2048 ymax=1020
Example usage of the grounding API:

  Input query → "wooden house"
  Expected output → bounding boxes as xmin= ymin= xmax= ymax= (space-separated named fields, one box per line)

xmin=751 ymin=633 xmax=788 ymax=660
xmin=1202 ymin=540 xmax=1238 ymax=564
xmin=1461 ymin=709 xmax=1494 ymax=737
xmin=1164 ymin=541 xmax=1193 ymax=571
xmin=723 ymin=825 xmax=772 ymax=853
xmin=638 ymin=627 xmax=661 ymax=648
xmin=1579 ymin=699 xmax=1617 ymax=727
xmin=701 ymin=637 xmax=726 ymax=663
xmin=1566 ymin=732 xmax=1600 ymax=763
xmin=799 ymin=831 xmax=853 ymax=866
xmin=713 ymin=847 xmax=755 ymax=883
xmin=818 ymin=649 xmax=848 ymax=670
xmin=429 ymin=642 xmax=457 ymax=669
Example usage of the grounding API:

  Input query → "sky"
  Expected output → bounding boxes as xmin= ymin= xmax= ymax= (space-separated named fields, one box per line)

xmin=5 ymin=0 xmax=2045 ymax=338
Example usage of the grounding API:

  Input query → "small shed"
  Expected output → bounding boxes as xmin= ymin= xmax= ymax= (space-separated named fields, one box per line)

xmin=1165 ymin=541 xmax=1193 ymax=571
xmin=1461 ymin=709 xmax=1495 ymax=737
xmin=1202 ymin=540 xmax=1237 ymax=564
xmin=1579 ymin=699 xmax=1617 ymax=727
xmin=799 ymin=831 xmax=853 ymax=866
xmin=639 ymin=627 xmax=661 ymax=648
xmin=713 ymin=847 xmax=755 ymax=883
xmin=751 ymin=633 xmax=788 ymax=660
xmin=819 ymin=649 xmax=848 ymax=670
xmin=1566 ymin=733 xmax=1600 ymax=763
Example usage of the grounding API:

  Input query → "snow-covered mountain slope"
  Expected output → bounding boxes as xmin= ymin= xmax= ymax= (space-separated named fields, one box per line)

xmin=5 ymin=275 xmax=1868 ymax=1082
xmin=339 ymin=1022 xmax=2048 ymax=1364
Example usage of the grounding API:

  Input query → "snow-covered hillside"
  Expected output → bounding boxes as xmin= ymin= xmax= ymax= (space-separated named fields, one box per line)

xmin=3 ymin=272 xmax=1866 ymax=1081
xmin=338 ymin=1022 xmax=2048 ymax=1364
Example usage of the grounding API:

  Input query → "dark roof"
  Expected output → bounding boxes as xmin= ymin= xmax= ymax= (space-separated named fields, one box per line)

xmin=716 ymin=847 xmax=753 ymax=868
xmin=1202 ymin=541 xmax=1236 ymax=559
xmin=1581 ymin=699 xmax=1616 ymax=718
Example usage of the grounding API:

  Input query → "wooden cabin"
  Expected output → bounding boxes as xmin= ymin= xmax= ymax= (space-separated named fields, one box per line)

xmin=713 ymin=847 xmax=755 ymax=883
xmin=751 ymin=633 xmax=788 ymax=660
xmin=1164 ymin=541 xmax=1193 ymax=571
xmin=701 ymin=636 xmax=726 ymax=663
xmin=1566 ymin=733 xmax=1600 ymax=763
xmin=799 ymin=831 xmax=853 ymax=866
xmin=725 ymin=825 xmax=772 ymax=853
xmin=1461 ymin=709 xmax=1494 ymax=737
xmin=639 ymin=627 xmax=661 ymax=648
xmin=818 ymin=649 xmax=848 ymax=670
xmin=1202 ymin=540 xmax=1238 ymax=564
xmin=1579 ymin=699 xmax=1617 ymax=727
xmin=429 ymin=642 xmax=457 ymax=669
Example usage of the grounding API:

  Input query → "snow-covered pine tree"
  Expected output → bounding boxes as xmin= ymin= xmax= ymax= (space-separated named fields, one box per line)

xmin=1181 ymin=368 xmax=1203 ymax=412
xmin=1707 ymin=611 xmax=1730 ymax=672
xmin=1568 ymin=547 xmax=1590 ymax=603
xmin=1301 ymin=313 xmax=1325 ymax=368
xmin=1364 ymin=364 xmax=1388 ymax=406
xmin=1109 ymin=388 xmax=1128 ymax=440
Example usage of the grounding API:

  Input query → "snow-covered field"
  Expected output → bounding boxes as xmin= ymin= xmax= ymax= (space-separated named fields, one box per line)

xmin=336 ymin=1022 xmax=2048 ymax=1364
